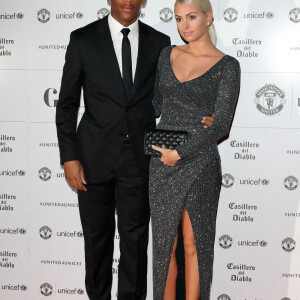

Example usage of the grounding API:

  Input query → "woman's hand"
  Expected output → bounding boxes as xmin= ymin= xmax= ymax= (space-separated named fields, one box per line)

xmin=152 ymin=145 xmax=181 ymax=166
xmin=202 ymin=113 xmax=215 ymax=128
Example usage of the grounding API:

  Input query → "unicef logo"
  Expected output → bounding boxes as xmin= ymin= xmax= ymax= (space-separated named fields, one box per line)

xmin=224 ymin=8 xmax=238 ymax=23
xmin=254 ymin=84 xmax=286 ymax=115
xmin=284 ymin=176 xmax=299 ymax=191
xmin=289 ymin=8 xmax=300 ymax=23
xmin=37 ymin=9 xmax=51 ymax=23
xmin=39 ymin=167 xmax=52 ymax=181
xmin=97 ymin=8 xmax=110 ymax=20
xmin=222 ymin=174 xmax=234 ymax=188
xmin=20 ymin=285 xmax=27 ymax=291
xmin=19 ymin=170 xmax=26 ymax=176
xmin=17 ymin=13 xmax=24 ymax=19
xmin=77 ymin=289 xmax=84 ymax=295
xmin=219 ymin=235 xmax=233 ymax=249
xmin=282 ymin=238 xmax=296 ymax=252
xmin=76 ymin=12 xmax=84 ymax=19
xmin=77 ymin=231 xmax=83 ymax=238
xmin=218 ymin=294 xmax=231 ymax=300
xmin=40 ymin=283 xmax=53 ymax=296
xmin=260 ymin=240 xmax=267 ymax=247
xmin=262 ymin=179 xmax=270 ymax=185
xmin=160 ymin=8 xmax=173 ymax=22
xmin=20 ymin=228 xmax=26 ymax=234
xmin=40 ymin=226 xmax=52 ymax=240
xmin=266 ymin=12 xmax=274 ymax=19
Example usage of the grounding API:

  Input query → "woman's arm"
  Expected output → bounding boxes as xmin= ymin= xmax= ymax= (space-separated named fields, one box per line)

xmin=152 ymin=50 xmax=165 ymax=118
xmin=176 ymin=59 xmax=241 ymax=159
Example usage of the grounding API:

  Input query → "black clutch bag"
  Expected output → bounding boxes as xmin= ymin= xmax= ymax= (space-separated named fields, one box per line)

xmin=144 ymin=129 xmax=188 ymax=157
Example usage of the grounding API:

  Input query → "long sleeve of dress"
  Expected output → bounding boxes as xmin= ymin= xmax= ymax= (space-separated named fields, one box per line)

xmin=152 ymin=49 xmax=165 ymax=118
xmin=176 ymin=59 xmax=241 ymax=159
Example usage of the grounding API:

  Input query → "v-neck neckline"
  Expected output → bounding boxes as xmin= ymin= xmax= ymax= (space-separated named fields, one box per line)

xmin=169 ymin=45 xmax=228 ymax=85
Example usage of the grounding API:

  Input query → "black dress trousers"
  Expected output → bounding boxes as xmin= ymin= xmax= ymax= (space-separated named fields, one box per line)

xmin=78 ymin=144 xmax=150 ymax=300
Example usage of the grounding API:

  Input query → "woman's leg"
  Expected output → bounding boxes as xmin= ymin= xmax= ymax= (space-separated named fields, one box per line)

xmin=163 ymin=232 xmax=178 ymax=300
xmin=182 ymin=207 xmax=200 ymax=300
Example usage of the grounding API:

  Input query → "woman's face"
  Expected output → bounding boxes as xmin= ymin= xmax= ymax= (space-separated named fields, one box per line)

xmin=174 ymin=3 xmax=212 ymax=43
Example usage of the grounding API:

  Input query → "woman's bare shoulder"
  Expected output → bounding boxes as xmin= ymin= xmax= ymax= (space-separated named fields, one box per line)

xmin=172 ymin=44 xmax=189 ymax=54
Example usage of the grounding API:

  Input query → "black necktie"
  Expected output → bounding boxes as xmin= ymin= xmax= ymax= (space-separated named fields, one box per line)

xmin=121 ymin=28 xmax=133 ymax=101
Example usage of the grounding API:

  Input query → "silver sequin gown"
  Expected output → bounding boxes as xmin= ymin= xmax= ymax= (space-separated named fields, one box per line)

xmin=149 ymin=46 xmax=240 ymax=300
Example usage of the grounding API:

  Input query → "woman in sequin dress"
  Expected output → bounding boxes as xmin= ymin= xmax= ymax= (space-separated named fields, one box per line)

xmin=149 ymin=0 xmax=241 ymax=299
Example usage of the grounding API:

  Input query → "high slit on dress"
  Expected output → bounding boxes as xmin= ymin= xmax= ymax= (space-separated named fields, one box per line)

xmin=149 ymin=46 xmax=240 ymax=300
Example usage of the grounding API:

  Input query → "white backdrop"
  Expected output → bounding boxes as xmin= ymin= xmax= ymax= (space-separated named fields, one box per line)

xmin=0 ymin=0 xmax=300 ymax=299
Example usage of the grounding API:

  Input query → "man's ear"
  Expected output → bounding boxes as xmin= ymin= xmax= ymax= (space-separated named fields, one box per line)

xmin=142 ymin=0 xmax=147 ymax=6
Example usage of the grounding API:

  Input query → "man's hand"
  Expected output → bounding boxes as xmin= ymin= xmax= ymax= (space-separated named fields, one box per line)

xmin=202 ymin=113 xmax=215 ymax=128
xmin=152 ymin=146 xmax=180 ymax=166
xmin=64 ymin=160 xmax=87 ymax=192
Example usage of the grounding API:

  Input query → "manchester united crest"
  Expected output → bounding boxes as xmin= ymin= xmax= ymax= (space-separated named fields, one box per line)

xmin=40 ymin=226 xmax=52 ymax=240
xmin=40 ymin=283 xmax=53 ymax=296
xmin=289 ymin=8 xmax=300 ymax=23
xmin=160 ymin=8 xmax=173 ymax=22
xmin=97 ymin=8 xmax=110 ymax=20
xmin=219 ymin=235 xmax=233 ymax=249
xmin=282 ymin=238 xmax=296 ymax=252
xmin=254 ymin=84 xmax=286 ymax=115
xmin=222 ymin=174 xmax=234 ymax=188
xmin=284 ymin=176 xmax=299 ymax=191
xmin=39 ymin=167 xmax=52 ymax=181
xmin=37 ymin=9 xmax=51 ymax=23
xmin=224 ymin=8 xmax=238 ymax=22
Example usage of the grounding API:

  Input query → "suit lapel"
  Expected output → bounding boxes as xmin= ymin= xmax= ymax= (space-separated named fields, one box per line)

xmin=97 ymin=16 xmax=126 ymax=106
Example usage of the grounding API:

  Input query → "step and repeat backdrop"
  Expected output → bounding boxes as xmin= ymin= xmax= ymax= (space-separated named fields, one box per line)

xmin=0 ymin=0 xmax=300 ymax=299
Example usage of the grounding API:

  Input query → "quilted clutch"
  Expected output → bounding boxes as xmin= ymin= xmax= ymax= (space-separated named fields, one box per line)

xmin=144 ymin=129 xmax=188 ymax=157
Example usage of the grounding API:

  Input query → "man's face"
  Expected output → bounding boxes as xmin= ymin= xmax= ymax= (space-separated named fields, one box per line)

xmin=108 ymin=0 xmax=146 ymax=26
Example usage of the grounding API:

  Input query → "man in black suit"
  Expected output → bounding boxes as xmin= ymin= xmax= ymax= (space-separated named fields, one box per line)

xmin=56 ymin=1 xmax=170 ymax=299
xmin=56 ymin=0 xmax=214 ymax=299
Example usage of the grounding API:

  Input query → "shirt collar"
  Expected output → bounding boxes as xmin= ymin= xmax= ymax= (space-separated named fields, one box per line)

xmin=108 ymin=13 xmax=139 ymax=39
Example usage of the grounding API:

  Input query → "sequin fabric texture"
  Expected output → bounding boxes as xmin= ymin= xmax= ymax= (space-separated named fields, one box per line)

xmin=149 ymin=45 xmax=241 ymax=300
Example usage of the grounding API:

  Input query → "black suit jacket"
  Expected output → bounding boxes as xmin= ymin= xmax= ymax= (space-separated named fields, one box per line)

xmin=56 ymin=16 xmax=171 ymax=182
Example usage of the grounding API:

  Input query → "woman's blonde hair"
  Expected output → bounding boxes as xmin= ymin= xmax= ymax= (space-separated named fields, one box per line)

xmin=175 ymin=0 xmax=216 ymax=45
